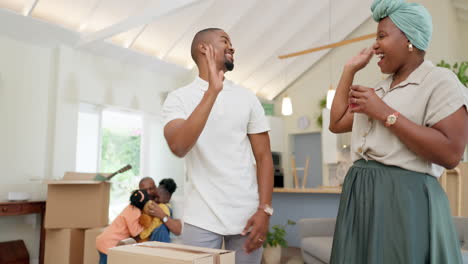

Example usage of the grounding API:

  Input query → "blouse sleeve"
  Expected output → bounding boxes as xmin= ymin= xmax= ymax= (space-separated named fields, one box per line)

xmin=424 ymin=69 xmax=468 ymax=127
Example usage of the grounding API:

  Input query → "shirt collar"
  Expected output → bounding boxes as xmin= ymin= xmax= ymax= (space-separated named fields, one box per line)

xmin=375 ymin=60 xmax=435 ymax=93
xmin=193 ymin=76 xmax=233 ymax=92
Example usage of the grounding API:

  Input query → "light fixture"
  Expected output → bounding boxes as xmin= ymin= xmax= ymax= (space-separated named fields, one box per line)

xmin=281 ymin=58 xmax=293 ymax=116
xmin=79 ymin=23 xmax=88 ymax=32
xmin=281 ymin=96 xmax=293 ymax=116
xmin=326 ymin=86 xmax=335 ymax=109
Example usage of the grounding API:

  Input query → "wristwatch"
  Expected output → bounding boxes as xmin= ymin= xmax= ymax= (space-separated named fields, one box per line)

xmin=259 ymin=204 xmax=274 ymax=216
xmin=162 ymin=215 xmax=169 ymax=223
xmin=384 ymin=111 xmax=400 ymax=127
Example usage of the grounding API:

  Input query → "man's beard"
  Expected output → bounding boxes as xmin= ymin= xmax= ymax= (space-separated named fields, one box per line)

xmin=225 ymin=60 xmax=234 ymax=71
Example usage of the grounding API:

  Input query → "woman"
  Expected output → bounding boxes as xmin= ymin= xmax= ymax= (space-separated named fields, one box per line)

xmin=329 ymin=0 xmax=468 ymax=263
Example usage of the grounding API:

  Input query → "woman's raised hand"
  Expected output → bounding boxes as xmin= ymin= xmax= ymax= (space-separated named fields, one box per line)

xmin=345 ymin=47 xmax=374 ymax=73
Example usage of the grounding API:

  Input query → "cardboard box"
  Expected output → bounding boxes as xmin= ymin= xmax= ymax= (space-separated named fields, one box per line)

xmin=44 ymin=172 xmax=110 ymax=228
xmin=83 ymin=227 xmax=107 ymax=264
xmin=108 ymin=241 xmax=235 ymax=264
xmin=44 ymin=229 xmax=85 ymax=264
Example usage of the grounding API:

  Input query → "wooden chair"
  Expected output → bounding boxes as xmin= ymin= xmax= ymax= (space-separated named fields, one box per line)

xmin=439 ymin=168 xmax=462 ymax=216
xmin=291 ymin=156 xmax=310 ymax=188
xmin=0 ymin=240 xmax=29 ymax=264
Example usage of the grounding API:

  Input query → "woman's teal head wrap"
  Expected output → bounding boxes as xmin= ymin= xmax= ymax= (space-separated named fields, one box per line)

xmin=371 ymin=0 xmax=432 ymax=51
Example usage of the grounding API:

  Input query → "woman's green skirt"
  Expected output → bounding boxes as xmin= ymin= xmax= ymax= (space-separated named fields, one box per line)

xmin=330 ymin=160 xmax=462 ymax=264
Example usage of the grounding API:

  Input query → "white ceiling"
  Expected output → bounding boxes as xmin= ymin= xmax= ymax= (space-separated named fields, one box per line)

xmin=0 ymin=0 xmax=377 ymax=100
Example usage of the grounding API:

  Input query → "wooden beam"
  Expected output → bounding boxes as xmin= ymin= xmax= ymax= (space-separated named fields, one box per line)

xmin=23 ymin=0 xmax=40 ymax=16
xmin=124 ymin=24 xmax=148 ymax=49
xmin=278 ymin=33 xmax=376 ymax=59
xmin=78 ymin=0 xmax=103 ymax=32
xmin=161 ymin=0 xmax=215 ymax=60
xmin=77 ymin=0 xmax=201 ymax=47
xmin=162 ymin=0 xmax=256 ymax=60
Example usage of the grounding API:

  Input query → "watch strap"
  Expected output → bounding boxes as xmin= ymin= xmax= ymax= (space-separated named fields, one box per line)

xmin=258 ymin=204 xmax=274 ymax=216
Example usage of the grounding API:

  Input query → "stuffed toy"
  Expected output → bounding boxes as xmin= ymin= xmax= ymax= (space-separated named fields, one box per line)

xmin=138 ymin=200 xmax=171 ymax=241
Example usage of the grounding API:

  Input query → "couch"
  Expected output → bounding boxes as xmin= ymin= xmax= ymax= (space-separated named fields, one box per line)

xmin=298 ymin=217 xmax=468 ymax=264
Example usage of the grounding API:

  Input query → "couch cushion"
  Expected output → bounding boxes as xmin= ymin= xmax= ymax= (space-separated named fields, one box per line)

xmin=301 ymin=236 xmax=333 ymax=263
xmin=453 ymin=217 xmax=467 ymax=248
xmin=302 ymin=237 xmax=468 ymax=264
xmin=462 ymin=250 xmax=468 ymax=264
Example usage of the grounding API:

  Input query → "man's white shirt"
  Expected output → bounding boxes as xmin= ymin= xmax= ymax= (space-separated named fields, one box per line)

xmin=162 ymin=77 xmax=270 ymax=235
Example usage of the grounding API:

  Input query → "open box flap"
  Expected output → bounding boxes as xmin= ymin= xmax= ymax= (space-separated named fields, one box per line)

xmin=44 ymin=172 xmax=111 ymax=184
xmin=138 ymin=241 xmax=232 ymax=255
xmin=110 ymin=241 xmax=234 ymax=263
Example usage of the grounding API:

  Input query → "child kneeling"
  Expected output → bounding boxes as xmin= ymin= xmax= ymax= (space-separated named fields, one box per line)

xmin=96 ymin=189 xmax=149 ymax=264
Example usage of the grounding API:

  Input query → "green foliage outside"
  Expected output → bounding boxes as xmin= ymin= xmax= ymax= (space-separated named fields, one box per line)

xmin=437 ymin=60 xmax=468 ymax=87
xmin=262 ymin=103 xmax=275 ymax=116
xmin=101 ymin=128 xmax=141 ymax=220
xmin=264 ymin=220 xmax=296 ymax=248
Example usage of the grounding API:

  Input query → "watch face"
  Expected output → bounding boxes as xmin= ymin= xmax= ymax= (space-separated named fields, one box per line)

xmin=265 ymin=206 xmax=274 ymax=216
xmin=388 ymin=115 xmax=397 ymax=124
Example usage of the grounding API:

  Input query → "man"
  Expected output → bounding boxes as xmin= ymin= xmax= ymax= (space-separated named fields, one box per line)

xmin=162 ymin=28 xmax=274 ymax=263
xmin=139 ymin=177 xmax=182 ymax=236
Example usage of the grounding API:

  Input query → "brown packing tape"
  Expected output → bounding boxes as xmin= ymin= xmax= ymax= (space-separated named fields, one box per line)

xmin=137 ymin=244 xmax=221 ymax=264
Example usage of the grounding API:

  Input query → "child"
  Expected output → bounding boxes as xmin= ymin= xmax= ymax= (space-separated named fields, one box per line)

xmin=139 ymin=178 xmax=178 ymax=242
xmin=138 ymin=200 xmax=171 ymax=241
xmin=96 ymin=189 xmax=150 ymax=264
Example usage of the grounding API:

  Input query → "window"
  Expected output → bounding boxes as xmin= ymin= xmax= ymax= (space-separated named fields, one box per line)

xmin=76 ymin=103 xmax=143 ymax=220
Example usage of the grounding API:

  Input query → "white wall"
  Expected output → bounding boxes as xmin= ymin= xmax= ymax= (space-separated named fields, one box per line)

xmin=0 ymin=36 xmax=52 ymax=264
xmin=0 ymin=34 xmax=53 ymax=198
xmin=461 ymin=20 xmax=468 ymax=60
xmin=145 ymin=114 xmax=185 ymax=197
xmin=0 ymin=35 xmax=189 ymax=263
xmin=0 ymin=35 xmax=53 ymax=264
xmin=274 ymin=0 xmax=468 ymax=187
xmin=50 ymin=45 xmax=189 ymax=179
xmin=423 ymin=0 xmax=465 ymax=63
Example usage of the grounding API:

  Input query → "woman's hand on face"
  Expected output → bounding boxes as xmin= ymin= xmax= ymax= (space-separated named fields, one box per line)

xmin=345 ymin=47 xmax=374 ymax=73
xmin=348 ymin=85 xmax=391 ymax=121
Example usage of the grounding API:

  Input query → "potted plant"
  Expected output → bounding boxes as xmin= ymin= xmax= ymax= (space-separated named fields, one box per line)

xmin=437 ymin=60 xmax=468 ymax=160
xmin=316 ymin=96 xmax=327 ymax=128
xmin=262 ymin=220 xmax=296 ymax=264
xmin=436 ymin=60 xmax=468 ymax=87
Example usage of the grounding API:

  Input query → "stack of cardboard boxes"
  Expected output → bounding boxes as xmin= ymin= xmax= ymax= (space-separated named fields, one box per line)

xmin=44 ymin=172 xmax=110 ymax=264
xmin=43 ymin=172 xmax=235 ymax=264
